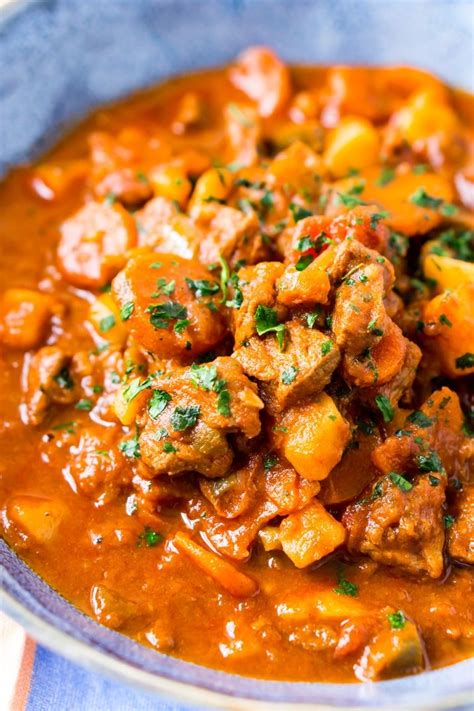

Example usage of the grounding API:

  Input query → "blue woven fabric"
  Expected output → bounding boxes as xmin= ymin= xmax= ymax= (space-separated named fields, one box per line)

xmin=26 ymin=646 xmax=202 ymax=711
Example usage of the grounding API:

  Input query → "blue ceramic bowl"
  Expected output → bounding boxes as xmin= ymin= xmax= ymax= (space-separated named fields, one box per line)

xmin=1 ymin=1 xmax=473 ymax=708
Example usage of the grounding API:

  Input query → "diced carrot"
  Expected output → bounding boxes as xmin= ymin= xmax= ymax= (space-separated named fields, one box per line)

xmin=31 ymin=160 xmax=88 ymax=200
xmin=174 ymin=531 xmax=258 ymax=598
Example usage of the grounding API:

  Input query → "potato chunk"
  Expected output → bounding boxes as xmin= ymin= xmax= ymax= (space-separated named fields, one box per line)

xmin=58 ymin=201 xmax=137 ymax=288
xmin=324 ymin=117 xmax=380 ymax=177
xmin=7 ymin=496 xmax=66 ymax=543
xmin=423 ymin=283 xmax=474 ymax=377
xmin=422 ymin=253 xmax=474 ymax=293
xmin=355 ymin=620 xmax=424 ymax=681
xmin=281 ymin=393 xmax=350 ymax=480
xmin=279 ymin=501 xmax=346 ymax=567
xmin=0 ymin=289 xmax=54 ymax=349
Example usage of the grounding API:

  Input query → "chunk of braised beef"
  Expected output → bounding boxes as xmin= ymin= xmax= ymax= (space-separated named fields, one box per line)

xmin=343 ymin=474 xmax=446 ymax=578
xmin=138 ymin=357 xmax=263 ymax=478
xmin=234 ymin=321 xmax=340 ymax=414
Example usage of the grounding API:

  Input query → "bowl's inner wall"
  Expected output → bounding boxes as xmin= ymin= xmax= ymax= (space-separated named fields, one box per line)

xmin=0 ymin=0 xmax=473 ymax=173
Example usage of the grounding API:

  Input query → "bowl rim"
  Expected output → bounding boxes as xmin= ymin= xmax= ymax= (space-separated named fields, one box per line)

xmin=2 ymin=542 xmax=474 ymax=710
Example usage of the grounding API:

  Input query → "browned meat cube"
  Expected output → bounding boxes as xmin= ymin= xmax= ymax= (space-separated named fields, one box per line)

xmin=448 ymin=486 xmax=474 ymax=564
xmin=234 ymin=321 xmax=340 ymax=413
xmin=343 ymin=474 xmax=446 ymax=578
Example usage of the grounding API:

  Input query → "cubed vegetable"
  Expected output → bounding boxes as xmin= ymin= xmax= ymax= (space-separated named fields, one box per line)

xmin=281 ymin=393 xmax=350 ymax=480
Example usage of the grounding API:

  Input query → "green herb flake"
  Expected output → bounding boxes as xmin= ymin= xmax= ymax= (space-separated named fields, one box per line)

xmin=295 ymin=253 xmax=315 ymax=271
xmin=163 ymin=441 xmax=177 ymax=453
xmin=137 ymin=526 xmax=163 ymax=548
xmin=217 ymin=389 xmax=231 ymax=417
xmin=409 ymin=188 xmax=443 ymax=209
xmin=417 ymin=450 xmax=444 ymax=473
xmin=388 ymin=610 xmax=406 ymax=630
xmin=171 ymin=405 xmax=201 ymax=431
xmin=438 ymin=313 xmax=453 ymax=328
xmin=282 ymin=366 xmax=299 ymax=385
xmin=389 ymin=472 xmax=412 ymax=492
xmin=185 ymin=278 xmax=220 ymax=298
xmin=75 ymin=399 xmax=93 ymax=412
xmin=375 ymin=167 xmax=395 ymax=187
xmin=443 ymin=514 xmax=455 ymax=529
xmin=147 ymin=389 xmax=171 ymax=419
xmin=334 ymin=566 xmax=359 ymax=597
xmin=375 ymin=394 xmax=394 ymax=423
xmin=255 ymin=304 xmax=286 ymax=349
xmin=119 ymin=434 xmax=141 ymax=459
xmin=289 ymin=203 xmax=313 ymax=222
xmin=147 ymin=301 xmax=187 ymax=330
xmin=99 ymin=315 xmax=116 ymax=333
xmin=120 ymin=301 xmax=135 ymax=321
xmin=263 ymin=453 xmax=278 ymax=472
xmin=406 ymin=410 xmax=434 ymax=428
xmin=455 ymin=352 xmax=474 ymax=370
xmin=321 ymin=340 xmax=332 ymax=356
xmin=53 ymin=367 xmax=74 ymax=390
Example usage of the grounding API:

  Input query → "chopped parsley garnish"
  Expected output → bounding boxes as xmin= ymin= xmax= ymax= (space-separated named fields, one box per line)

xmin=123 ymin=376 xmax=152 ymax=403
xmin=255 ymin=304 xmax=286 ymax=349
xmin=305 ymin=309 xmax=320 ymax=329
xmin=444 ymin=514 xmax=455 ymax=529
xmin=75 ymin=399 xmax=93 ymax=412
xmin=263 ymin=453 xmax=278 ymax=472
xmin=438 ymin=313 xmax=452 ymax=328
xmin=120 ymin=301 xmax=135 ymax=321
xmin=429 ymin=475 xmax=441 ymax=487
xmin=336 ymin=192 xmax=368 ymax=208
xmin=281 ymin=366 xmax=298 ymax=385
xmin=99 ymin=315 xmax=116 ymax=333
xmin=334 ymin=566 xmax=358 ymax=597
xmin=147 ymin=389 xmax=171 ymax=419
xmin=388 ymin=610 xmax=406 ymax=630
xmin=54 ymin=366 xmax=74 ymax=390
xmin=137 ymin=526 xmax=162 ymax=548
xmin=171 ymin=405 xmax=201 ymax=431
xmin=185 ymin=278 xmax=220 ymax=298
xmin=189 ymin=363 xmax=219 ymax=391
xmin=375 ymin=167 xmax=395 ymax=187
xmin=152 ymin=278 xmax=175 ymax=297
xmin=297 ymin=236 xmax=315 ymax=252
xmin=406 ymin=410 xmax=433 ymax=428
xmin=389 ymin=472 xmax=412 ymax=492
xmin=51 ymin=420 xmax=77 ymax=434
xmin=370 ymin=211 xmax=390 ymax=230
xmin=174 ymin=319 xmax=189 ymax=334
xmin=289 ymin=203 xmax=312 ymax=222
xmin=321 ymin=340 xmax=332 ymax=356
xmin=147 ymin=301 xmax=187 ymax=330
xmin=367 ymin=319 xmax=384 ymax=336
xmin=440 ymin=203 xmax=458 ymax=217
xmin=375 ymin=394 xmax=394 ymax=423
xmin=409 ymin=188 xmax=443 ymax=209
xmin=295 ymin=253 xmax=315 ymax=271
xmin=455 ymin=352 xmax=474 ymax=370
xmin=417 ymin=451 xmax=443 ymax=473
xmin=216 ymin=389 xmax=231 ymax=417
xmin=119 ymin=433 xmax=140 ymax=459
xmin=163 ymin=441 xmax=177 ymax=453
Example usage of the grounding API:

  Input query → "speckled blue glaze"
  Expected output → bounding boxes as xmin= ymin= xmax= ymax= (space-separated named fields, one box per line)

xmin=1 ymin=1 xmax=473 ymax=707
